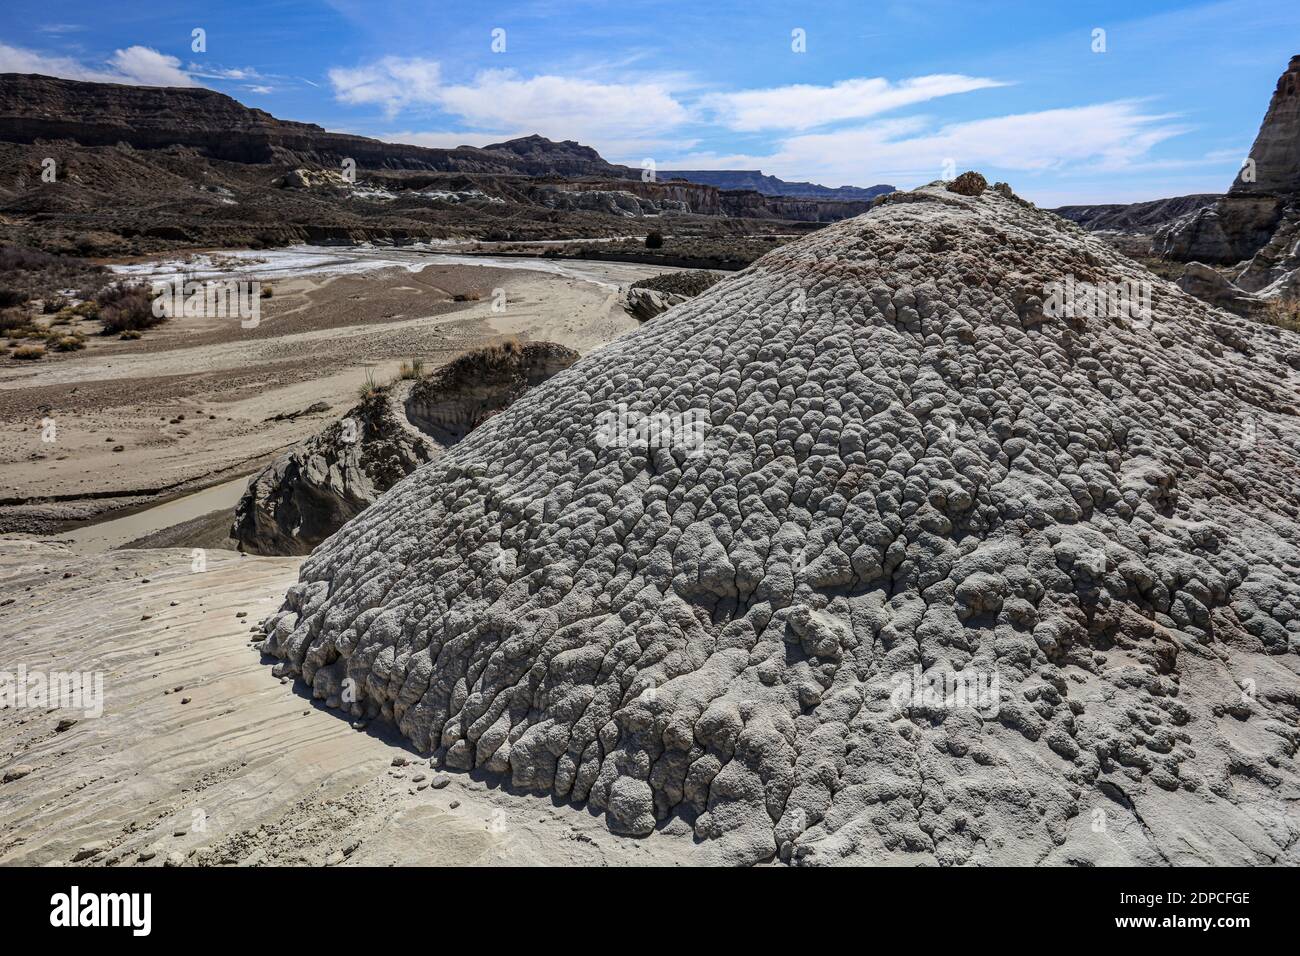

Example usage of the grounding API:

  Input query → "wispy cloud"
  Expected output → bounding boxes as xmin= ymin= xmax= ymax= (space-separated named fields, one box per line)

xmin=189 ymin=64 xmax=264 ymax=81
xmin=703 ymin=74 xmax=1009 ymax=131
xmin=668 ymin=101 xmax=1190 ymax=188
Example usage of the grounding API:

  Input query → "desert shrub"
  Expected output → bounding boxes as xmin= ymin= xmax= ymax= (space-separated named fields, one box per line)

xmin=1138 ymin=257 xmax=1185 ymax=282
xmin=12 ymin=345 xmax=45 ymax=360
xmin=0 ymin=245 xmax=107 ymax=302
xmin=42 ymin=296 xmax=69 ymax=314
xmin=52 ymin=334 xmax=85 ymax=352
xmin=119 ymin=329 xmax=143 ymax=340
xmin=645 ymin=230 xmax=664 ymax=249
xmin=452 ymin=291 xmax=482 ymax=302
xmin=1261 ymin=296 xmax=1300 ymax=333
xmin=0 ymin=288 xmax=29 ymax=308
xmin=261 ymin=285 xmax=273 ymax=299
xmin=357 ymin=370 xmax=382 ymax=401
xmin=96 ymin=283 xmax=162 ymax=335
xmin=398 ymin=358 xmax=425 ymax=380
xmin=0 ymin=308 xmax=34 ymax=332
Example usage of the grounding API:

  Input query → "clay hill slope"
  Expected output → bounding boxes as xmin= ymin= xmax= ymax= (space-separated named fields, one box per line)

xmin=260 ymin=181 xmax=1300 ymax=866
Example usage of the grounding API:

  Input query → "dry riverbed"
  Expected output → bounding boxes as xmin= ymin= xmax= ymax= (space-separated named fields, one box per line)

xmin=0 ymin=247 xmax=697 ymax=866
xmin=0 ymin=248 xmax=668 ymax=535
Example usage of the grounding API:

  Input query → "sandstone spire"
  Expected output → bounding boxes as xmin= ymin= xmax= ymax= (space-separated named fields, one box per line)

xmin=1234 ymin=54 xmax=1300 ymax=195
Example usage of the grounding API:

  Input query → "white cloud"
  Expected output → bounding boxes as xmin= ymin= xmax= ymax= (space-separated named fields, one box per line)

xmin=0 ymin=41 xmax=196 ymax=87
xmin=381 ymin=130 xmax=514 ymax=149
xmin=704 ymin=74 xmax=1008 ymax=131
xmin=327 ymin=56 xmax=442 ymax=114
xmin=105 ymin=47 xmax=196 ymax=87
xmin=665 ymin=102 xmax=1189 ymax=190
xmin=436 ymin=69 xmax=689 ymax=144
xmin=330 ymin=59 xmax=692 ymax=156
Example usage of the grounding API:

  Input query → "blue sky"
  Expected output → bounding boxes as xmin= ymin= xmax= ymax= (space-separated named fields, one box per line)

xmin=2 ymin=0 xmax=1297 ymax=204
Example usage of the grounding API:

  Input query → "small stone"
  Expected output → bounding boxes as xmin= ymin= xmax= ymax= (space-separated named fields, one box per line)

xmin=55 ymin=717 xmax=78 ymax=732
xmin=72 ymin=842 xmax=106 ymax=861
xmin=2 ymin=765 xmax=33 ymax=783
xmin=180 ymin=697 xmax=191 ymax=705
xmin=448 ymin=800 xmax=460 ymax=809
xmin=137 ymin=848 xmax=157 ymax=862
xmin=431 ymin=774 xmax=450 ymax=789
xmin=391 ymin=756 xmax=408 ymax=767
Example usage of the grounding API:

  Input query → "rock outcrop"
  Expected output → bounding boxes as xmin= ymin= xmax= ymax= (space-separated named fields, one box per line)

xmin=403 ymin=341 xmax=578 ymax=443
xmin=1053 ymin=195 xmax=1221 ymax=235
xmin=234 ymin=342 xmax=579 ymax=555
xmin=1174 ymin=262 xmax=1267 ymax=318
xmin=1156 ymin=56 xmax=1300 ymax=297
xmin=233 ymin=385 xmax=435 ymax=556
xmin=624 ymin=270 xmax=723 ymax=322
xmin=260 ymin=181 xmax=1300 ymax=866
xmin=625 ymin=287 xmax=687 ymax=322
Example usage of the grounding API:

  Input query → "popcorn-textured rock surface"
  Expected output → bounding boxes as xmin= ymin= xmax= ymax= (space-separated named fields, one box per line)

xmin=262 ymin=183 xmax=1300 ymax=866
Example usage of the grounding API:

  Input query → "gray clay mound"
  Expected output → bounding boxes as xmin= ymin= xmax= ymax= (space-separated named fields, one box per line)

xmin=262 ymin=182 xmax=1300 ymax=866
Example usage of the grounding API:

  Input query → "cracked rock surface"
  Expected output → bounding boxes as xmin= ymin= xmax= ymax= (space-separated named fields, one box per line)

xmin=262 ymin=183 xmax=1300 ymax=865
